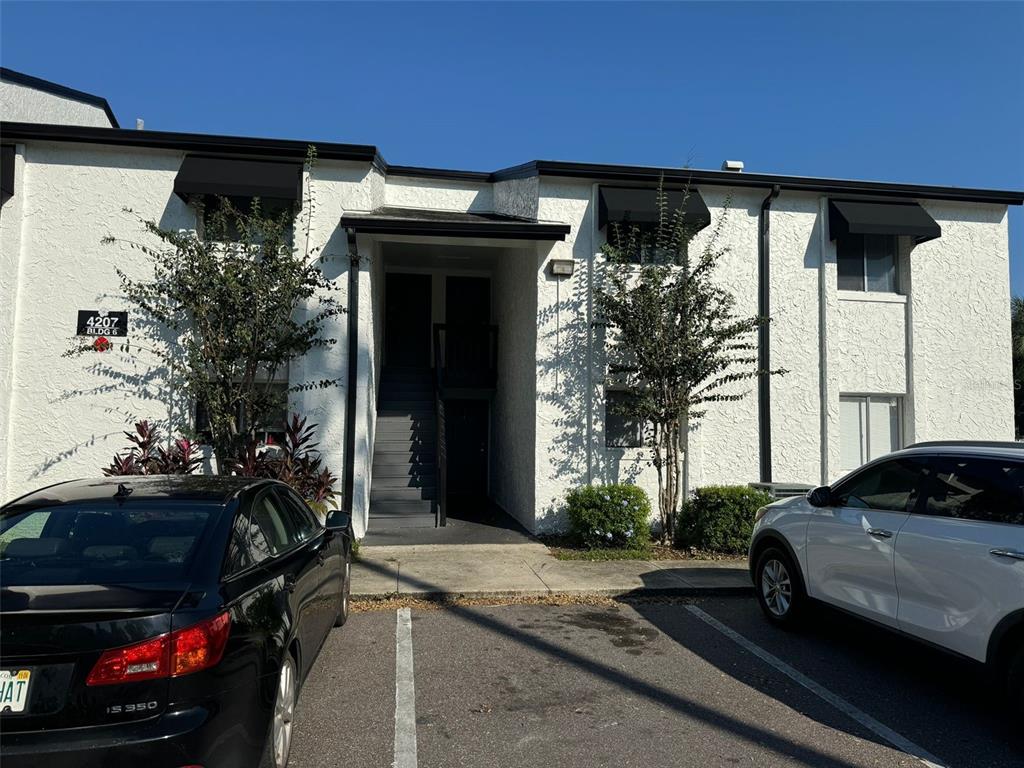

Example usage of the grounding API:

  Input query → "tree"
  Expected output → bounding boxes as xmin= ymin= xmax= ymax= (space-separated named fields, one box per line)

xmin=95 ymin=147 xmax=343 ymax=465
xmin=596 ymin=182 xmax=782 ymax=542
xmin=1012 ymin=296 xmax=1024 ymax=437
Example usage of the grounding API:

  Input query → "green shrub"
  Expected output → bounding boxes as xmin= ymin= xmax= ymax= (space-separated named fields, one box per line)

xmin=675 ymin=485 xmax=773 ymax=554
xmin=566 ymin=484 xmax=652 ymax=550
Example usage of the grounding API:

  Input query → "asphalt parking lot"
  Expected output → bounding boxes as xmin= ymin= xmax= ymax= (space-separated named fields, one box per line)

xmin=289 ymin=597 xmax=1022 ymax=768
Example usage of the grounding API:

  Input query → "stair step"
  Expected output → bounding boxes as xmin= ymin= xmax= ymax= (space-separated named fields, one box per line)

xmin=372 ymin=439 xmax=435 ymax=454
xmin=372 ymin=460 xmax=435 ymax=475
xmin=375 ymin=416 xmax=437 ymax=431
xmin=369 ymin=499 xmax=435 ymax=517
xmin=368 ymin=516 xmax=437 ymax=530
xmin=371 ymin=487 xmax=438 ymax=501
xmin=372 ymin=475 xmax=437 ymax=490
xmin=372 ymin=454 xmax=437 ymax=469
xmin=377 ymin=401 xmax=436 ymax=413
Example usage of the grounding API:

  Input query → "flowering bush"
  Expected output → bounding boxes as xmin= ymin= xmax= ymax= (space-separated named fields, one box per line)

xmin=565 ymin=483 xmax=651 ymax=550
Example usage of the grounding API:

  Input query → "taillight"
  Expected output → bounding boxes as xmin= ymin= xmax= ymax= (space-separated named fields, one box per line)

xmin=87 ymin=612 xmax=231 ymax=686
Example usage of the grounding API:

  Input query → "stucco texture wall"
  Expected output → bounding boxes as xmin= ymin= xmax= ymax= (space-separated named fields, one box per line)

xmin=0 ymin=81 xmax=114 ymax=127
xmin=490 ymin=248 xmax=538 ymax=529
xmin=908 ymin=202 xmax=1013 ymax=443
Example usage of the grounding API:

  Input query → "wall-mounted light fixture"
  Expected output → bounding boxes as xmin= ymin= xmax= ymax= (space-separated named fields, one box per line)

xmin=548 ymin=258 xmax=575 ymax=277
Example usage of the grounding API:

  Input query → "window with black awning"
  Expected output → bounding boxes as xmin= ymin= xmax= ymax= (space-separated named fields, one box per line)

xmin=173 ymin=155 xmax=303 ymax=209
xmin=828 ymin=199 xmax=940 ymax=244
xmin=598 ymin=186 xmax=712 ymax=263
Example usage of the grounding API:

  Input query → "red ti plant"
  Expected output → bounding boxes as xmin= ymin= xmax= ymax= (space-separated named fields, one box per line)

xmin=103 ymin=421 xmax=202 ymax=476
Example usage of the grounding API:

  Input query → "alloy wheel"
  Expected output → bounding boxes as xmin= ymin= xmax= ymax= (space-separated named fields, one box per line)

xmin=761 ymin=558 xmax=792 ymax=617
xmin=273 ymin=656 xmax=296 ymax=768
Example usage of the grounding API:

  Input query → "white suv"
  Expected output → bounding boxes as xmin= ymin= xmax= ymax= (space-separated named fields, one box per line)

xmin=749 ymin=441 xmax=1024 ymax=708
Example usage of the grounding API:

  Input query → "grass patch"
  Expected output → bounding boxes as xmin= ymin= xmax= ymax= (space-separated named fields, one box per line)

xmin=548 ymin=546 xmax=651 ymax=561
xmin=352 ymin=593 xmax=701 ymax=613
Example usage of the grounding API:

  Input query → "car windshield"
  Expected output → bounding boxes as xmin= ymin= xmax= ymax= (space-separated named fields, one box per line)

xmin=0 ymin=501 xmax=218 ymax=585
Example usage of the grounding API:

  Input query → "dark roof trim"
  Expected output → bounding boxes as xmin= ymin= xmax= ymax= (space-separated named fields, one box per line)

xmin=1 ymin=120 xmax=1020 ymax=206
xmin=828 ymin=199 xmax=941 ymax=244
xmin=387 ymin=164 xmax=492 ymax=182
xmin=340 ymin=210 xmax=570 ymax=241
xmin=1 ymin=68 xmax=119 ymax=128
xmin=0 ymin=121 xmax=383 ymax=167
xmin=492 ymin=161 xmax=1024 ymax=206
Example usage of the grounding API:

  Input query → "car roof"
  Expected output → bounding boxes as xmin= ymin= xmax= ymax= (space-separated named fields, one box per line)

xmin=1 ymin=475 xmax=269 ymax=510
xmin=897 ymin=441 xmax=1024 ymax=459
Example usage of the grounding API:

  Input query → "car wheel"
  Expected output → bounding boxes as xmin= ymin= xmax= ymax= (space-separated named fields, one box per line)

xmin=755 ymin=546 xmax=805 ymax=628
xmin=260 ymin=654 xmax=297 ymax=768
xmin=334 ymin=547 xmax=351 ymax=628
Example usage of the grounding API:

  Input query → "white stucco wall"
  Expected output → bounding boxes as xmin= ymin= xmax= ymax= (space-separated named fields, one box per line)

xmin=385 ymin=176 xmax=492 ymax=212
xmin=490 ymin=247 xmax=539 ymax=529
xmin=906 ymin=202 xmax=1013 ymax=444
xmin=0 ymin=80 xmax=114 ymax=127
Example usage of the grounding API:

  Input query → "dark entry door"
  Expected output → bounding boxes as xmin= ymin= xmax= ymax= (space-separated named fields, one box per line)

xmin=445 ymin=400 xmax=489 ymax=499
xmin=385 ymin=273 xmax=432 ymax=368
xmin=446 ymin=276 xmax=490 ymax=325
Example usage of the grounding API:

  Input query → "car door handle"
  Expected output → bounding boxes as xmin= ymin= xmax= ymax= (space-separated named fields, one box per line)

xmin=866 ymin=528 xmax=893 ymax=539
xmin=284 ymin=574 xmax=297 ymax=593
xmin=990 ymin=548 xmax=1024 ymax=561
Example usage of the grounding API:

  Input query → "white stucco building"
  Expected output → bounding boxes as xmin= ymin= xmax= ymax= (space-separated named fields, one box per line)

xmin=2 ymin=69 xmax=1022 ymax=538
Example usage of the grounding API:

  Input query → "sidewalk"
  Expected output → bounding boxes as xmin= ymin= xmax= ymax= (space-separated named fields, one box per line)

xmin=352 ymin=543 xmax=752 ymax=599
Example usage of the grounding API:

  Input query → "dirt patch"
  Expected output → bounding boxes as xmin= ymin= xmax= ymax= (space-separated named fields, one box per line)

xmin=351 ymin=593 xmax=701 ymax=613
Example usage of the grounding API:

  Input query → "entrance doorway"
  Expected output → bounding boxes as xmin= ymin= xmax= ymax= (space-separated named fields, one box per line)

xmin=385 ymin=273 xmax=432 ymax=368
xmin=444 ymin=399 xmax=489 ymax=512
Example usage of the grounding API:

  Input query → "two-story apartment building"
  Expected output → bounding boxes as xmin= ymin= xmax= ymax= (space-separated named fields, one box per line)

xmin=2 ymin=68 xmax=1022 ymax=538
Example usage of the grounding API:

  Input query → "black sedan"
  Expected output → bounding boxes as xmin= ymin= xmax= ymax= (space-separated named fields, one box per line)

xmin=0 ymin=475 xmax=353 ymax=768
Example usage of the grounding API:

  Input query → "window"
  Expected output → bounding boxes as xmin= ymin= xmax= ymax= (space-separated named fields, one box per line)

xmin=0 ymin=503 xmax=214 ymax=586
xmin=605 ymin=389 xmax=642 ymax=448
xmin=224 ymin=509 xmax=255 ymax=576
xmin=840 ymin=395 xmax=902 ymax=472
xmin=276 ymin=489 xmax=321 ymax=539
xmin=195 ymin=383 xmax=288 ymax=444
xmin=249 ymin=492 xmax=303 ymax=561
xmin=837 ymin=234 xmax=898 ymax=292
xmin=833 ymin=457 xmax=926 ymax=512
xmin=606 ymin=223 xmax=687 ymax=264
xmin=920 ymin=456 xmax=1024 ymax=526
xmin=199 ymin=195 xmax=295 ymax=244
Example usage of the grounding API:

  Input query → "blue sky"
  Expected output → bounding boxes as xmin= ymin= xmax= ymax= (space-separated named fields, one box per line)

xmin=3 ymin=1 xmax=1022 ymax=289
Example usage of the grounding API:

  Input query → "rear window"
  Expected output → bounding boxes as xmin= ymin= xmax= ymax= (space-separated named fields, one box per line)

xmin=0 ymin=502 xmax=217 ymax=585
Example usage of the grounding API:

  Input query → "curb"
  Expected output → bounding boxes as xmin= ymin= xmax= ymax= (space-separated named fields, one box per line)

xmin=352 ymin=585 xmax=754 ymax=601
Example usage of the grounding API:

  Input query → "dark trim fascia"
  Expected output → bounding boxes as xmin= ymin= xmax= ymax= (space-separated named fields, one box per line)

xmin=338 ymin=216 xmax=570 ymax=241
xmin=341 ymin=230 xmax=360 ymax=524
xmin=0 ymin=121 xmax=383 ymax=165
xmin=387 ymin=165 xmax=492 ymax=182
xmin=492 ymin=160 xmax=1024 ymax=206
xmin=758 ymin=185 xmax=781 ymax=485
xmin=1 ymin=68 xmax=119 ymax=128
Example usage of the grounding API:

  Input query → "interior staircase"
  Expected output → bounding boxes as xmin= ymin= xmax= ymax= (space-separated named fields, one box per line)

xmin=369 ymin=367 xmax=438 ymax=529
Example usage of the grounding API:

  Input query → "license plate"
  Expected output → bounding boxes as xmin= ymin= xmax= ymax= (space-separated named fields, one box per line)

xmin=0 ymin=669 xmax=31 ymax=714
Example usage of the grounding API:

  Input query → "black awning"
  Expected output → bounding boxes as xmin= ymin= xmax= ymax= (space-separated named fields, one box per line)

xmin=339 ymin=207 xmax=570 ymax=241
xmin=598 ymin=186 xmax=711 ymax=231
xmin=173 ymin=155 xmax=303 ymax=206
xmin=828 ymin=199 xmax=940 ymax=244
xmin=1 ymin=144 xmax=14 ymax=206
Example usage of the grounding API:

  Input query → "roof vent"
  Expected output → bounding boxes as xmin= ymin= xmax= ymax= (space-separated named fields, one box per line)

xmin=721 ymin=160 xmax=744 ymax=172
xmin=136 ymin=118 xmax=144 ymax=130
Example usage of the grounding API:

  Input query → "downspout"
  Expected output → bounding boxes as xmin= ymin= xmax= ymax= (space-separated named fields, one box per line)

xmin=758 ymin=185 xmax=781 ymax=484
xmin=341 ymin=229 xmax=360 ymax=527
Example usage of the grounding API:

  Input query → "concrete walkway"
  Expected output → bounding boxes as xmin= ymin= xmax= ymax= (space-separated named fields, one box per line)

xmin=352 ymin=543 xmax=752 ymax=599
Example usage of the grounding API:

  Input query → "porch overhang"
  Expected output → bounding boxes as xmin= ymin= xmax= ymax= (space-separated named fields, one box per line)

xmin=340 ymin=207 xmax=570 ymax=241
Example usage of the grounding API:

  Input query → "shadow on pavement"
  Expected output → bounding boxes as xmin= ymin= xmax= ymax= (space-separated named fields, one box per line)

xmin=358 ymin=557 xmax=881 ymax=767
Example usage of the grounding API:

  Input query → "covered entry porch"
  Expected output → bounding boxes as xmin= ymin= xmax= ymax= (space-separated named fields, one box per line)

xmin=341 ymin=207 xmax=569 ymax=542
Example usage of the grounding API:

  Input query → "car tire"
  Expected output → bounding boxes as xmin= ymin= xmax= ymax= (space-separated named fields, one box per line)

xmin=334 ymin=547 xmax=351 ymax=628
xmin=259 ymin=653 xmax=298 ymax=768
xmin=754 ymin=546 xmax=805 ymax=628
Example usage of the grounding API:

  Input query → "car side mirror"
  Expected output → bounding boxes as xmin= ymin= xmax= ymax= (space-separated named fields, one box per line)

xmin=326 ymin=509 xmax=352 ymax=533
xmin=807 ymin=486 xmax=833 ymax=508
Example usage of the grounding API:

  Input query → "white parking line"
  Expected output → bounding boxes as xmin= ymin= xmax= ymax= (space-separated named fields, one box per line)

xmin=685 ymin=605 xmax=947 ymax=768
xmin=394 ymin=607 xmax=418 ymax=768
